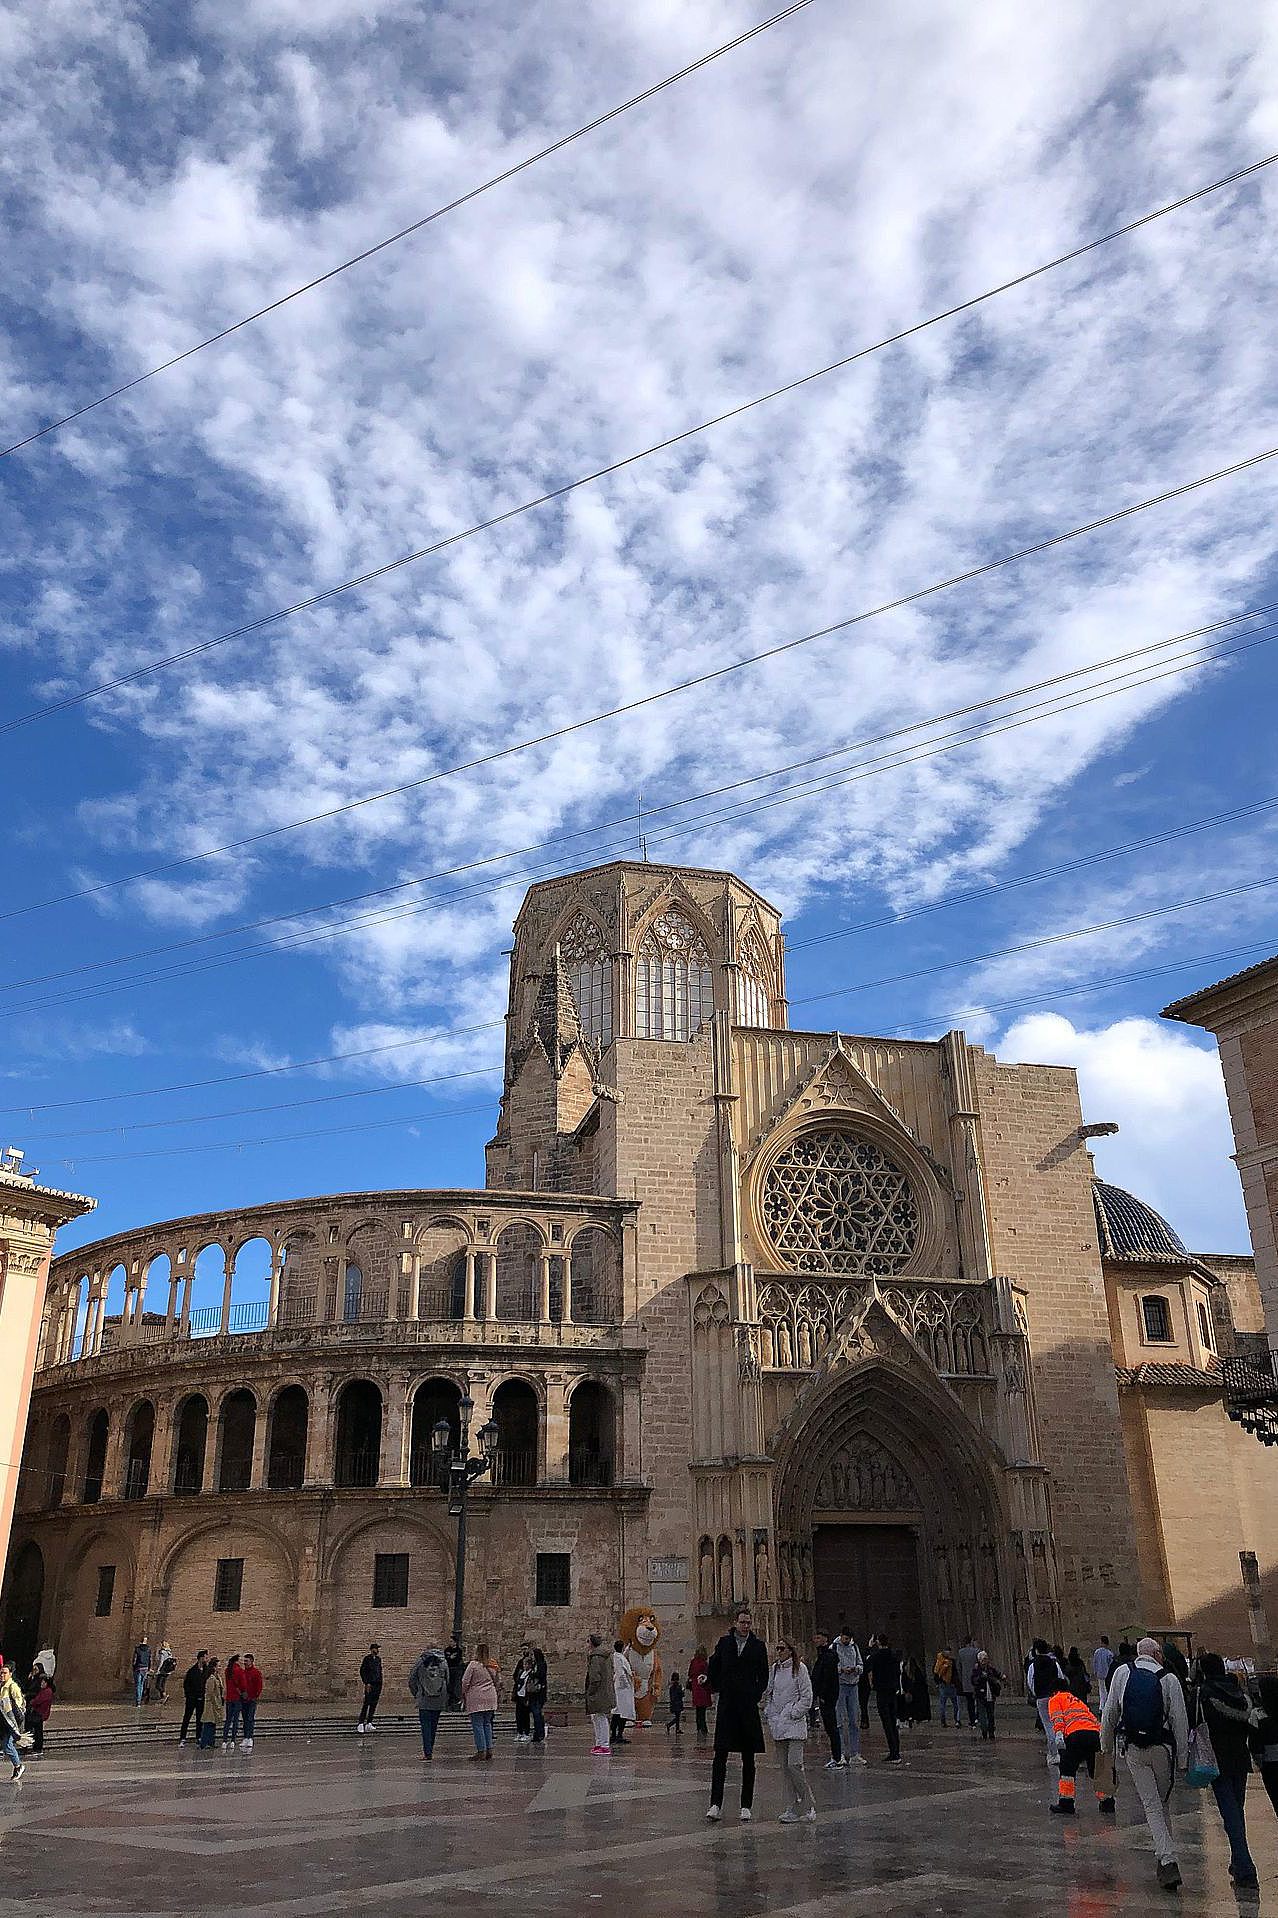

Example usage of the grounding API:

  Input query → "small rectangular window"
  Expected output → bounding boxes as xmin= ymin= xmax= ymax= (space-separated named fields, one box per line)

xmin=95 ymin=1564 xmax=116 ymax=1617
xmin=213 ymin=1557 xmax=244 ymax=1612
xmin=1197 ymin=1300 xmax=1215 ymax=1352
xmin=372 ymin=1553 xmax=409 ymax=1608
xmin=536 ymin=1552 xmax=571 ymax=1606
xmin=1141 ymin=1296 xmax=1172 ymax=1343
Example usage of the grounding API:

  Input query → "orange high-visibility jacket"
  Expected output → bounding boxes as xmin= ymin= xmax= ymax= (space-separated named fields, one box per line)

xmin=1047 ymin=1689 xmax=1101 ymax=1740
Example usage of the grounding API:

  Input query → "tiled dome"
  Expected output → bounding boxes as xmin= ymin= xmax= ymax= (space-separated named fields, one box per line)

xmin=1092 ymin=1179 xmax=1190 ymax=1263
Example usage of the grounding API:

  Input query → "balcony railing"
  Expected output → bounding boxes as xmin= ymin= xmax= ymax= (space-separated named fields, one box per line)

xmin=491 ymin=1446 xmax=536 ymax=1488
xmin=123 ymin=1459 xmax=151 ymax=1500
xmin=1223 ymin=1352 xmax=1278 ymax=1445
xmin=568 ymin=1447 xmax=615 ymax=1488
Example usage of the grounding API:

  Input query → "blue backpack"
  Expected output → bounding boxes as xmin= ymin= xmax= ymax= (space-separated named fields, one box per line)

xmin=1121 ymin=1667 xmax=1171 ymax=1748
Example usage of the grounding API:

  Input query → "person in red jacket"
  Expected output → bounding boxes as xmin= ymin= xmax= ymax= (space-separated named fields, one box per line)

xmin=688 ymin=1649 xmax=712 ymax=1740
xmin=1048 ymin=1686 xmax=1113 ymax=1815
xmin=237 ymin=1653 xmax=263 ymax=1751
xmin=27 ymin=1666 xmax=54 ymax=1756
xmin=222 ymin=1655 xmax=245 ymax=1749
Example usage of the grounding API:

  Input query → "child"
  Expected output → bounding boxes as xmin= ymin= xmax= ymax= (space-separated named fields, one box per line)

xmin=666 ymin=1671 xmax=685 ymax=1736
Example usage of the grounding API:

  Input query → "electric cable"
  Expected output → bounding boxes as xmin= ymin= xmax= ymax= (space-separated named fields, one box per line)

xmin=6 ymin=597 xmax=1275 ymax=976
xmin=5 ymin=440 xmax=1276 ymax=906
xmin=4 ymin=151 xmax=1273 ymax=734
xmin=0 ymin=2 xmax=816 ymax=460
xmin=3 ymin=618 xmax=1269 ymax=1020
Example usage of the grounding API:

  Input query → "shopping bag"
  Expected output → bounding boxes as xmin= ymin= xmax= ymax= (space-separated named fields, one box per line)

xmin=1185 ymin=1722 xmax=1219 ymax=1789
xmin=1094 ymin=1749 xmax=1115 ymax=1796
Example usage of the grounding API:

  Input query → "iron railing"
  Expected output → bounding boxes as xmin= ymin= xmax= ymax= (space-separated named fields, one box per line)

xmin=1223 ymin=1352 xmax=1278 ymax=1446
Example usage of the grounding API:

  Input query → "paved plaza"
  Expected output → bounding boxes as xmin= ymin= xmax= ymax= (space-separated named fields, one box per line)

xmin=0 ymin=1717 xmax=1272 ymax=1916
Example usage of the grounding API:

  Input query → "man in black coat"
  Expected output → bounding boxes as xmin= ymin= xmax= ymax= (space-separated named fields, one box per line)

xmin=865 ymin=1633 xmax=902 ymax=1763
xmin=706 ymin=1607 xmax=768 ymax=1820
xmin=358 ymin=1643 xmax=383 ymax=1732
xmin=811 ymin=1632 xmax=842 ymax=1766
xmin=177 ymin=1651 xmax=208 ymax=1745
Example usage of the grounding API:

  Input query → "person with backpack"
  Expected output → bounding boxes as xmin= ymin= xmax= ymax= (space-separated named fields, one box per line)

xmin=810 ymin=1633 xmax=842 ymax=1767
xmin=0 ymin=1657 xmax=27 ymax=1780
xmin=1026 ymin=1640 xmax=1068 ymax=1761
xmin=408 ymin=1645 xmax=450 ymax=1758
xmin=933 ymin=1647 xmax=961 ymax=1728
xmin=1250 ymin=1672 xmax=1278 ymax=1822
xmin=1196 ymin=1652 xmax=1259 ymax=1891
xmin=1047 ymin=1680 xmax=1113 ymax=1816
xmin=1100 ymin=1636 xmax=1189 ymax=1891
xmin=357 ymin=1643 xmax=383 ymax=1733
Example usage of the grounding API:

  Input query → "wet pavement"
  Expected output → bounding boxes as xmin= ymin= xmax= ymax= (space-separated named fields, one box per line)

xmin=0 ymin=1716 xmax=1272 ymax=1915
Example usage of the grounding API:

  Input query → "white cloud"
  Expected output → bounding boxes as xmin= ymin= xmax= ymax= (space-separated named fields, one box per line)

xmin=995 ymin=1011 xmax=1249 ymax=1252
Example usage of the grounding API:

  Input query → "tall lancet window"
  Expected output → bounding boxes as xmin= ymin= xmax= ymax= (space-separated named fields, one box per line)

xmin=735 ymin=924 xmax=774 ymax=1029
xmin=635 ymin=907 xmax=714 ymax=1040
xmin=560 ymin=912 xmax=612 ymax=1049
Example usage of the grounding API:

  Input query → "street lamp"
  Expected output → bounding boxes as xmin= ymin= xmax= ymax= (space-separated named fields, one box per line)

xmin=431 ymin=1395 xmax=501 ymax=1644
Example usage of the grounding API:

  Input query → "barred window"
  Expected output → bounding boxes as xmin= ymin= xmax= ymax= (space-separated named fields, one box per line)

xmin=1141 ymin=1295 xmax=1172 ymax=1343
xmin=95 ymin=1564 xmax=116 ymax=1617
xmin=560 ymin=913 xmax=612 ymax=1049
xmin=535 ymin=1552 xmax=571 ymax=1606
xmin=635 ymin=908 xmax=713 ymax=1040
xmin=373 ymin=1553 xmax=409 ymax=1608
xmin=213 ymin=1557 xmax=244 ymax=1612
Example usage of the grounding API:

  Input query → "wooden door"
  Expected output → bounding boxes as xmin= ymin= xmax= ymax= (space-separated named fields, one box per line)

xmin=813 ymin=1523 xmax=924 ymax=1659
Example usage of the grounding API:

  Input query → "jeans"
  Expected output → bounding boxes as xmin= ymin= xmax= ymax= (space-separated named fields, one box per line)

xmin=471 ymin=1710 xmax=495 ymax=1753
xmin=134 ymin=1672 xmax=148 ymax=1706
xmin=224 ymin=1702 xmax=242 ymax=1743
xmin=419 ymin=1708 xmax=441 ymax=1756
xmin=710 ymin=1742 xmax=756 ymax=1810
xmin=531 ymin=1699 xmax=545 ymax=1743
xmin=837 ymin=1682 xmax=861 ymax=1757
xmin=975 ymin=1694 xmax=996 ymax=1739
xmin=241 ymin=1702 xmax=256 ymax=1741
xmin=818 ymin=1697 xmax=841 ymax=1762
xmin=775 ymin=1738 xmax=814 ymax=1814
xmin=875 ymin=1694 xmax=900 ymax=1761
xmin=1124 ymin=1741 xmax=1176 ymax=1865
xmin=1211 ymin=1770 xmax=1258 ymax=1885
xmin=937 ymin=1682 xmax=961 ymax=1725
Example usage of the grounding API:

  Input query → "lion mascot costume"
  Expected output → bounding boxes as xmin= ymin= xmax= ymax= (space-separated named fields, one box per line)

xmin=617 ymin=1606 xmax=663 ymax=1725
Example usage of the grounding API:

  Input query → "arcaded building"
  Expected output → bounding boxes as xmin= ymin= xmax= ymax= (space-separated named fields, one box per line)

xmin=3 ymin=859 xmax=1274 ymax=1697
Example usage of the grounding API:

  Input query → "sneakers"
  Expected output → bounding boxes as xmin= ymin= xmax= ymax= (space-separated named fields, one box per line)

xmin=824 ymin=1758 xmax=841 ymax=1771
xmin=853 ymin=1754 xmax=869 ymax=1766
xmin=366 ymin=1721 xmax=377 ymax=1731
xmin=241 ymin=1739 xmax=253 ymax=1752
xmin=1051 ymin=1800 xmax=1076 ymax=1816
xmin=590 ymin=1746 xmax=612 ymax=1756
xmin=778 ymin=1810 xmax=799 ymax=1824
xmin=802 ymin=1808 xmax=817 ymax=1823
xmin=1156 ymin=1859 xmax=1182 ymax=1891
xmin=11 ymin=1763 xmax=25 ymax=1782
xmin=739 ymin=1807 xmax=752 ymax=1822
xmin=222 ymin=1741 xmax=232 ymax=1751
xmin=706 ymin=1805 xmax=722 ymax=1822
xmin=357 ymin=1723 xmax=366 ymax=1735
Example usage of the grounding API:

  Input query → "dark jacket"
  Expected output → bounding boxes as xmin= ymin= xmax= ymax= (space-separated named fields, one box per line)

xmin=707 ymin=1630 xmax=768 ymax=1753
xmin=810 ymin=1644 xmax=840 ymax=1705
xmin=1200 ymin=1675 xmax=1253 ymax=1775
xmin=360 ymin=1653 xmax=383 ymax=1689
xmin=514 ymin=1652 xmax=548 ymax=1703
xmin=866 ymin=1644 xmax=899 ymax=1697
xmin=182 ymin=1660 xmax=208 ymax=1700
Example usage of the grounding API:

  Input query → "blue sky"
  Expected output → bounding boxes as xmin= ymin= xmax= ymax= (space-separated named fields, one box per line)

xmin=3 ymin=0 xmax=1277 ymax=1263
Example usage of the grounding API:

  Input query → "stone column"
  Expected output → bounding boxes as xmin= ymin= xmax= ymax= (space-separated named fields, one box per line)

xmin=538 ymin=1254 xmax=553 ymax=1326
xmin=249 ymin=1398 xmax=270 ymax=1491
xmin=620 ymin=1218 xmax=639 ymax=1323
xmin=219 ymin=1254 xmax=235 ymax=1334
xmin=483 ymin=1250 xmax=498 ymax=1322
xmin=179 ymin=1271 xmax=193 ymax=1337
xmin=101 ymin=1401 xmax=128 ymax=1501
xmin=165 ymin=1269 xmax=181 ymax=1331
xmin=462 ymin=1251 xmax=477 ymax=1326
xmin=544 ymin=1377 xmax=570 ymax=1482
xmin=621 ymin=1375 xmax=641 ymax=1486
xmin=380 ymin=1371 xmax=409 ymax=1486
xmin=151 ymin=1396 xmax=177 ymax=1495
xmin=267 ymin=1249 xmax=283 ymax=1328
xmin=305 ymin=1378 xmax=335 ymax=1489
xmin=328 ymin=1256 xmax=345 ymax=1325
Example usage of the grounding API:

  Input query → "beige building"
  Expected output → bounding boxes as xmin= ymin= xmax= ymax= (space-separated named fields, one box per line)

xmin=2 ymin=861 xmax=1273 ymax=1697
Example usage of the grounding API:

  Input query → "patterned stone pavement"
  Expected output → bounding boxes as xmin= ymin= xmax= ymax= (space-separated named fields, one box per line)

xmin=0 ymin=1720 xmax=1273 ymax=1916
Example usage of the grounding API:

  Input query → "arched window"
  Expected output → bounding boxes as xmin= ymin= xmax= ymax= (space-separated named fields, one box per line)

xmin=1141 ymin=1295 xmax=1172 ymax=1343
xmin=334 ymin=1380 xmax=382 ymax=1487
xmin=735 ymin=924 xmax=774 ymax=1029
xmin=495 ymin=1223 xmax=540 ymax=1321
xmin=568 ymin=1381 xmax=616 ymax=1486
xmin=634 ymin=908 xmax=714 ymax=1040
xmin=267 ymin=1386 xmax=308 ymax=1490
xmin=560 ymin=912 xmax=612 ymax=1049
xmin=82 ymin=1408 xmax=109 ymax=1503
xmin=174 ymin=1395 xmax=208 ymax=1495
xmin=491 ymin=1380 xmax=538 ymax=1487
xmin=45 ymin=1416 xmax=70 ymax=1510
xmin=409 ymin=1378 xmax=462 ymax=1485
xmin=569 ymin=1228 xmax=619 ymax=1324
xmin=123 ymin=1401 xmax=154 ymax=1500
xmin=217 ymin=1391 xmax=257 ymax=1491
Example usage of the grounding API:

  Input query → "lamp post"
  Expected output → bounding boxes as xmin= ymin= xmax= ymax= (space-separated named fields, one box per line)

xmin=432 ymin=1395 xmax=500 ymax=1645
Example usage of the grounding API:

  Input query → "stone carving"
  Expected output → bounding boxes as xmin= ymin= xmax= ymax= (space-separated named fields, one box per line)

xmin=756 ymin=1280 xmax=866 ymax=1370
xmin=693 ymin=1284 xmax=731 ymax=1329
xmin=736 ymin=1324 xmax=761 ymax=1382
xmin=813 ymin=1436 xmax=914 ymax=1512
xmin=880 ymin=1284 xmax=990 ymax=1376
xmin=760 ymin=1128 xmax=919 ymax=1277
xmin=698 ymin=1536 xmax=715 ymax=1606
xmin=753 ymin=1530 xmax=773 ymax=1600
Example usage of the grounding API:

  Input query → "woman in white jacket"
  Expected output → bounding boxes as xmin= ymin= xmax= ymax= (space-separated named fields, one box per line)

xmin=611 ymin=1640 xmax=637 ymax=1745
xmin=763 ymin=1638 xmax=816 ymax=1822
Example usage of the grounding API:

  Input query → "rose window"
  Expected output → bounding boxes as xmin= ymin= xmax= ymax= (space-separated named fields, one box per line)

xmin=760 ymin=1128 xmax=919 ymax=1277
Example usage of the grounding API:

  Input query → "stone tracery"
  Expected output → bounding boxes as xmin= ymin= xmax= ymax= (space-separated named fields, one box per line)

xmin=760 ymin=1128 xmax=919 ymax=1276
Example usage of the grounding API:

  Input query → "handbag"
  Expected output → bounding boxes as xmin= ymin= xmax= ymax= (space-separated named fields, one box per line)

xmin=1185 ymin=1715 xmax=1219 ymax=1789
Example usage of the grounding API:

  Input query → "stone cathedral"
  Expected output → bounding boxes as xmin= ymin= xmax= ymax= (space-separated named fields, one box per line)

xmin=5 ymin=859 xmax=1274 ymax=1697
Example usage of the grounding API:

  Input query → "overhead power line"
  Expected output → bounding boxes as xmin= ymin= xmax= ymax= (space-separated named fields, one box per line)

xmin=6 ymin=441 xmax=1277 ymax=916
xmin=36 ymin=933 xmax=1278 ymax=1169
xmin=3 ymin=618 xmax=1270 ymax=1021
xmin=5 ymin=149 xmax=1273 ymax=737
xmin=0 ymin=2 xmax=817 ymax=461
xmin=6 ymin=599 xmax=1273 ymax=983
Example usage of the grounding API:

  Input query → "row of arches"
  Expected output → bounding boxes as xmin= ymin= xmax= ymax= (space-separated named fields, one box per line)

xmin=51 ymin=1222 xmax=623 ymax=1361
xmin=37 ymin=1376 xmax=618 ymax=1506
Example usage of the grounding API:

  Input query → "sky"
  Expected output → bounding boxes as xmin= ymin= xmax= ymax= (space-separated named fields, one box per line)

xmin=2 ymin=0 xmax=1277 ymax=1264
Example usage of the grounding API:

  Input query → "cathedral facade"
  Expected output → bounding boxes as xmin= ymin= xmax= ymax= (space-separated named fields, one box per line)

xmin=3 ymin=859 xmax=1272 ymax=1697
